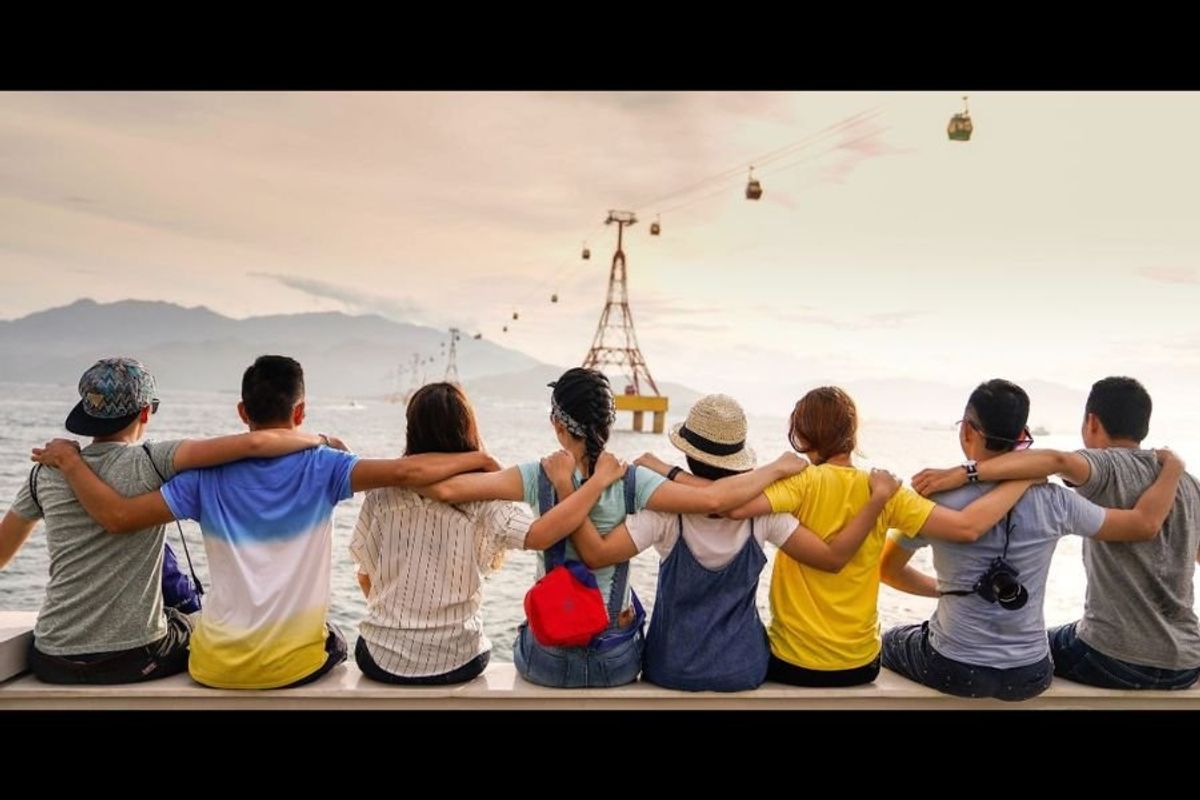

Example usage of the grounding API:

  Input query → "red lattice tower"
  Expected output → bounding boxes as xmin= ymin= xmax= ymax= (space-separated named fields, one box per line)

xmin=581 ymin=210 xmax=661 ymax=396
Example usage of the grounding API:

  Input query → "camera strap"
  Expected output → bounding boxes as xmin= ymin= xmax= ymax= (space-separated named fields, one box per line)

xmin=143 ymin=442 xmax=204 ymax=606
xmin=938 ymin=510 xmax=1015 ymax=598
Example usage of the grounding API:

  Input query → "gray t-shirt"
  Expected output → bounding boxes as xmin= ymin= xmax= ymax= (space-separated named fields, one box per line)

xmin=1073 ymin=447 xmax=1200 ymax=670
xmin=9 ymin=440 xmax=182 ymax=656
xmin=901 ymin=482 xmax=1105 ymax=669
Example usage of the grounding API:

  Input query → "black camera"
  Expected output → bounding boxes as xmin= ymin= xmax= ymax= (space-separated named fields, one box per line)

xmin=973 ymin=557 xmax=1029 ymax=610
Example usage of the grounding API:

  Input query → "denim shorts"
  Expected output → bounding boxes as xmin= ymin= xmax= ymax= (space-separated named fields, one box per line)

xmin=513 ymin=621 xmax=644 ymax=688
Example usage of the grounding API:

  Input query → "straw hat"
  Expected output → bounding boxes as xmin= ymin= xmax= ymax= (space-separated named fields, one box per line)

xmin=668 ymin=394 xmax=757 ymax=472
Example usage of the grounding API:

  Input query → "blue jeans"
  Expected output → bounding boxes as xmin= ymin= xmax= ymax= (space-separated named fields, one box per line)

xmin=513 ymin=621 xmax=644 ymax=688
xmin=1049 ymin=622 xmax=1200 ymax=690
xmin=882 ymin=622 xmax=1053 ymax=701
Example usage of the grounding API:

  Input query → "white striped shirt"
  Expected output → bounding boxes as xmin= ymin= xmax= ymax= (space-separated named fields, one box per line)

xmin=349 ymin=487 xmax=532 ymax=678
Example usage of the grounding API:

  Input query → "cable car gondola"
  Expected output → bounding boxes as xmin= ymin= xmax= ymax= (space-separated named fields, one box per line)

xmin=745 ymin=167 xmax=763 ymax=200
xmin=948 ymin=96 xmax=973 ymax=142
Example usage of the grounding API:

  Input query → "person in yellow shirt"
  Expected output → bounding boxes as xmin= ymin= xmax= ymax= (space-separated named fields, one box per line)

xmin=729 ymin=386 xmax=1041 ymax=687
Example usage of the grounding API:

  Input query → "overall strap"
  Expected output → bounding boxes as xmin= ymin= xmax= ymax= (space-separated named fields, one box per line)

xmin=537 ymin=464 xmax=568 ymax=571
xmin=623 ymin=465 xmax=638 ymax=516
xmin=604 ymin=467 xmax=641 ymax=623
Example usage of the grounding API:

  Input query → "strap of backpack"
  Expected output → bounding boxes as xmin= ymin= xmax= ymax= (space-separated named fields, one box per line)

xmin=142 ymin=443 xmax=204 ymax=603
xmin=27 ymin=465 xmax=44 ymax=516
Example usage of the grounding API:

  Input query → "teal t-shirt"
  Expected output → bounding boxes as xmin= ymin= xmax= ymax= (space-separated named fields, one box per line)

xmin=517 ymin=462 xmax=666 ymax=610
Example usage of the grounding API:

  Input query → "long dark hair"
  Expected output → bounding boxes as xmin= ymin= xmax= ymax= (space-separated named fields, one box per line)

xmin=405 ymin=382 xmax=483 ymax=455
xmin=550 ymin=367 xmax=615 ymax=476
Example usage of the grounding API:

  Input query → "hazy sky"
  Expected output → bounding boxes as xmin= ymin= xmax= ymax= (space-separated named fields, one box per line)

xmin=2 ymin=91 xmax=1198 ymax=421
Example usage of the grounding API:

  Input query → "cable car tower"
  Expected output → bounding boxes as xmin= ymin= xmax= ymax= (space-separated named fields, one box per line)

xmin=443 ymin=328 xmax=462 ymax=384
xmin=581 ymin=210 xmax=669 ymax=433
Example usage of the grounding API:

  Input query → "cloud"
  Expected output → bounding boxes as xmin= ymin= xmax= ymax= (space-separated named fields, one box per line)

xmin=250 ymin=272 xmax=423 ymax=320
xmin=819 ymin=120 xmax=911 ymax=185
xmin=1136 ymin=266 xmax=1200 ymax=285
xmin=774 ymin=308 xmax=925 ymax=331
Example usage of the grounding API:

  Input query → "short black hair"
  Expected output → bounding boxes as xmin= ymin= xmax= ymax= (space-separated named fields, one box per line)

xmin=1086 ymin=376 xmax=1151 ymax=442
xmin=241 ymin=355 xmax=305 ymax=425
xmin=685 ymin=455 xmax=746 ymax=482
xmin=966 ymin=379 xmax=1030 ymax=453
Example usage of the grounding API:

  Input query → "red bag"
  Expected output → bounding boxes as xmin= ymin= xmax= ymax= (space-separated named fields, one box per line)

xmin=523 ymin=561 xmax=609 ymax=647
xmin=523 ymin=463 xmax=639 ymax=648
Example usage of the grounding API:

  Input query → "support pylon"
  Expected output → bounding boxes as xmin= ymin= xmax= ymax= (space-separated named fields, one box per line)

xmin=581 ymin=210 xmax=668 ymax=432
xmin=444 ymin=328 xmax=461 ymax=384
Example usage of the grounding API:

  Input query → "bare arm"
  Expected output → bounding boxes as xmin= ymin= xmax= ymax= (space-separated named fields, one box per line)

xmin=917 ymin=479 xmax=1041 ymax=543
xmin=351 ymin=451 xmax=501 ymax=493
xmin=728 ymin=493 xmax=774 ymax=521
xmin=541 ymin=451 xmax=639 ymax=565
xmin=1093 ymin=450 xmax=1184 ymax=541
xmin=416 ymin=466 xmax=526 ymax=503
xmin=172 ymin=429 xmax=327 ymax=472
xmin=33 ymin=442 xmax=176 ymax=534
xmin=879 ymin=537 xmax=939 ymax=597
xmin=569 ymin=517 xmax=640 ymax=569
xmin=632 ymin=452 xmax=711 ymax=489
xmin=356 ymin=572 xmax=372 ymax=599
xmin=912 ymin=449 xmax=1091 ymax=497
xmin=779 ymin=470 xmax=900 ymax=572
xmin=523 ymin=454 xmax=626 ymax=550
xmin=644 ymin=453 xmax=808 ymax=515
xmin=0 ymin=511 xmax=37 ymax=569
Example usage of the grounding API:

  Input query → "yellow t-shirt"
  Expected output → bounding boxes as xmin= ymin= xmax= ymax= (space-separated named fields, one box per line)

xmin=764 ymin=464 xmax=935 ymax=671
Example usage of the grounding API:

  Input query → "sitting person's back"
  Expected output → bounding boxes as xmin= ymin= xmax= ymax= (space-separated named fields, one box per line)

xmin=907 ymin=481 xmax=1098 ymax=669
xmin=351 ymin=486 xmax=530 ymax=684
xmin=162 ymin=446 xmax=357 ymax=689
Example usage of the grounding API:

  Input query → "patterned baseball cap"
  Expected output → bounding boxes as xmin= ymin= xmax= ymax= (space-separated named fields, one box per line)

xmin=65 ymin=357 xmax=159 ymax=436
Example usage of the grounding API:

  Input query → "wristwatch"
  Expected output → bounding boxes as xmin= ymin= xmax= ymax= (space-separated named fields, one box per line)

xmin=667 ymin=466 xmax=683 ymax=482
xmin=962 ymin=460 xmax=979 ymax=484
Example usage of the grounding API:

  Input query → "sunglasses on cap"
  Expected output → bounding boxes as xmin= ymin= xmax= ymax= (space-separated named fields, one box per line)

xmin=957 ymin=417 xmax=1034 ymax=451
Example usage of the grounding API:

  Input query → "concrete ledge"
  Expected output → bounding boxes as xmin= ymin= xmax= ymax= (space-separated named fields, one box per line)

xmin=3 ymin=662 xmax=1200 ymax=710
xmin=3 ymin=613 xmax=1199 ymax=709
xmin=0 ymin=612 xmax=37 ymax=684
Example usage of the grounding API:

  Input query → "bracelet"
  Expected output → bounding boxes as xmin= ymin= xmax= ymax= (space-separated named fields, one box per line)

xmin=963 ymin=460 xmax=979 ymax=484
xmin=318 ymin=433 xmax=330 ymax=447
xmin=667 ymin=466 xmax=683 ymax=481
